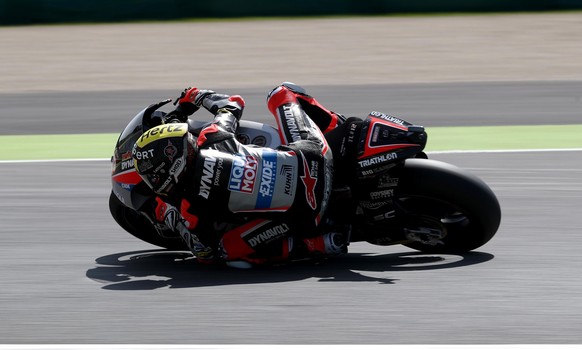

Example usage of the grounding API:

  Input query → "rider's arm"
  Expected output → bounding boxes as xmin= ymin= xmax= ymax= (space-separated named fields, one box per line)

xmin=152 ymin=197 xmax=215 ymax=263
xmin=197 ymin=91 xmax=245 ymax=136
xmin=194 ymin=90 xmax=246 ymax=146
xmin=169 ymin=87 xmax=245 ymax=136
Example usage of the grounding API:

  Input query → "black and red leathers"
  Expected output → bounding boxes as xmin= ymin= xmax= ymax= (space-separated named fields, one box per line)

xmin=156 ymin=84 xmax=343 ymax=264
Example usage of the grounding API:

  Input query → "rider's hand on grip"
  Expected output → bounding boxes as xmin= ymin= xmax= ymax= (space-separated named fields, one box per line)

xmin=168 ymin=87 xmax=216 ymax=119
xmin=164 ymin=105 xmax=191 ymax=123
xmin=174 ymin=87 xmax=198 ymax=105
xmin=169 ymin=87 xmax=199 ymax=118
xmin=174 ymin=87 xmax=215 ymax=109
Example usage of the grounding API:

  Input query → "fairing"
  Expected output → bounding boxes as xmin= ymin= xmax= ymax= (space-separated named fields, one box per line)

xmin=111 ymin=108 xmax=154 ymax=211
xmin=355 ymin=111 xmax=427 ymax=179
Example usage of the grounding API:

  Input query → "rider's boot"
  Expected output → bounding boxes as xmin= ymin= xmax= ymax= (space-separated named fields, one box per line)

xmin=285 ymin=232 xmax=347 ymax=262
xmin=301 ymin=232 xmax=347 ymax=255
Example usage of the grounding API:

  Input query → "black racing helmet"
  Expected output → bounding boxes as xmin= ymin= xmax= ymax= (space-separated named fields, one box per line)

xmin=132 ymin=123 xmax=197 ymax=196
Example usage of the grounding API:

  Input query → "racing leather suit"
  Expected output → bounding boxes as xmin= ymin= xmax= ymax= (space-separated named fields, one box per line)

xmin=156 ymin=84 xmax=344 ymax=265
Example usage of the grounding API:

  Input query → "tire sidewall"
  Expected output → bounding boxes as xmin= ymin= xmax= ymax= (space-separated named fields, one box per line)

xmin=395 ymin=159 xmax=501 ymax=252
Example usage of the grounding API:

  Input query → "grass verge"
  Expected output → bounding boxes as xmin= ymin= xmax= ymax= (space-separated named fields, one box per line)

xmin=0 ymin=124 xmax=580 ymax=161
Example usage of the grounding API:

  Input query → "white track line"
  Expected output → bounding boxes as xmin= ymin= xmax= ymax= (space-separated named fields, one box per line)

xmin=427 ymin=148 xmax=582 ymax=154
xmin=0 ymin=148 xmax=580 ymax=164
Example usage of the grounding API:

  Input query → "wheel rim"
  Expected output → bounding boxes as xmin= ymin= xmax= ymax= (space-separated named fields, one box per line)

xmin=395 ymin=195 xmax=473 ymax=246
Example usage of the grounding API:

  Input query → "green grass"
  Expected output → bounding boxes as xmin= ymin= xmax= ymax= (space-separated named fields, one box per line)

xmin=0 ymin=124 xmax=580 ymax=161
xmin=0 ymin=133 xmax=119 ymax=161
xmin=426 ymin=124 xmax=582 ymax=152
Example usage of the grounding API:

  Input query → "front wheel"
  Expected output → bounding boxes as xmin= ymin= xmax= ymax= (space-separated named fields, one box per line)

xmin=109 ymin=192 xmax=187 ymax=250
xmin=393 ymin=159 xmax=501 ymax=253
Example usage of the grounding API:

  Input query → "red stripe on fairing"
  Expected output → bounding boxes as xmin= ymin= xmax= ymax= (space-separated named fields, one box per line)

xmin=112 ymin=169 xmax=142 ymax=185
xmin=359 ymin=143 xmax=420 ymax=159
xmin=367 ymin=116 xmax=409 ymax=132
xmin=357 ymin=118 xmax=418 ymax=158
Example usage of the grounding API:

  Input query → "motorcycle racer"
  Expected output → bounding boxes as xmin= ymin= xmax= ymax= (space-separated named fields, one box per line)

xmin=132 ymin=83 xmax=349 ymax=267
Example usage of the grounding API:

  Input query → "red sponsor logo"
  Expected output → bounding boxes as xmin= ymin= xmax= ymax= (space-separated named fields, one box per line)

xmin=300 ymin=156 xmax=317 ymax=210
xmin=229 ymin=155 xmax=258 ymax=193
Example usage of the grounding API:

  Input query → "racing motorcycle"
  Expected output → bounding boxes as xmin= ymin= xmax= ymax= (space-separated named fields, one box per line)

xmin=109 ymin=101 xmax=501 ymax=260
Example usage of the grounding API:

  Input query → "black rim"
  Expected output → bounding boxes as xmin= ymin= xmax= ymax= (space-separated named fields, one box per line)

xmin=395 ymin=195 xmax=473 ymax=246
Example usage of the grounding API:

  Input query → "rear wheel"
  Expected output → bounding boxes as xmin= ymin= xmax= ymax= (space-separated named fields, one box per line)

xmin=393 ymin=159 xmax=501 ymax=253
xmin=109 ymin=192 xmax=187 ymax=250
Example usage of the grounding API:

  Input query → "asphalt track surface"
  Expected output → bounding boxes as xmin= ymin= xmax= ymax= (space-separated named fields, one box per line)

xmin=1 ymin=81 xmax=582 ymax=135
xmin=1 ymin=81 xmax=582 ymax=344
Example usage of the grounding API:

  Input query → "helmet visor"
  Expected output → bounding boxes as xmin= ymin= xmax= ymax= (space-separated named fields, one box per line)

xmin=142 ymin=138 xmax=188 ymax=196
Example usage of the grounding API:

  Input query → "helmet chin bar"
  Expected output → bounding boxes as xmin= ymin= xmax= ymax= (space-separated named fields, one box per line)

xmin=154 ymin=140 xmax=188 ymax=195
xmin=154 ymin=161 xmax=182 ymax=195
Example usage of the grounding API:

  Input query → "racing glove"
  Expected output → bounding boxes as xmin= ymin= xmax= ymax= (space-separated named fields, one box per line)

xmin=163 ymin=87 xmax=215 ymax=122
xmin=154 ymin=198 xmax=214 ymax=263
